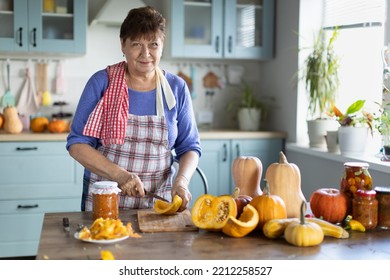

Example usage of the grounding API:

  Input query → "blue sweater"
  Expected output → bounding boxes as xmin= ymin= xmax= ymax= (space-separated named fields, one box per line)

xmin=66 ymin=68 xmax=201 ymax=160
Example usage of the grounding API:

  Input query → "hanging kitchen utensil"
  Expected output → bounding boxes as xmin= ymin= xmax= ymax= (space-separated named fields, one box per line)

xmin=16 ymin=64 xmax=39 ymax=129
xmin=177 ymin=66 xmax=193 ymax=92
xmin=36 ymin=62 xmax=43 ymax=105
xmin=203 ymin=71 xmax=219 ymax=88
xmin=41 ymin=61 xmax=51 ymax=106
xmin=1 ymin=60 xmax=16 ymax=107
xmin=55 ymin=60 xmax=66 ymax=95
xmin=190 ymin=64 xmax=197 ymax=99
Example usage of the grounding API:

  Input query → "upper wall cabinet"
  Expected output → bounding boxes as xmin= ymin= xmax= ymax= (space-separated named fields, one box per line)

xmin=0 ymin=0 xmax=87 ymax=55
xmin=169 ymin=0 xmax=274 ymax=60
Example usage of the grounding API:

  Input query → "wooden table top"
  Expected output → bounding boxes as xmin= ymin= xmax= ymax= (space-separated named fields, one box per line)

xmin=36 ymin=210 xmax=390 ymax=260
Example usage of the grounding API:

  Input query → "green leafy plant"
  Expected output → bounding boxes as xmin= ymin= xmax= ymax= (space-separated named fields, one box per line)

xmin=302 ymin=28 xmax=340 ymax=119
xmin=332 ymin=100 xmax=375 ymax=135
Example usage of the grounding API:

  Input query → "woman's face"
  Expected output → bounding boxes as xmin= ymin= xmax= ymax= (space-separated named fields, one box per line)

xmin=122 ymin=35 xmax=164 ymax=76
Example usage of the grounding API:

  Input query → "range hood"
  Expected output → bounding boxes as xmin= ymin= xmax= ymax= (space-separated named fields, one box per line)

xmin=89 ymin=0 xmax=146 ymax=27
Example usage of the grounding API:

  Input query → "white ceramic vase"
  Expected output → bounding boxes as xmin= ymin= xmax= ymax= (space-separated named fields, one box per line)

xmin=238 ymin=108 xmax=261 ymax=131
xmin=338 ymin=126 xmax=369 ymax=157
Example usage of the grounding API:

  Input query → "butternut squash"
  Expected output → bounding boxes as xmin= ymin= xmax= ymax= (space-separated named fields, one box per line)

xmin=3 ymin=106 xmax=23 ymax=134
xmin=265 ymin=151 xmax=306 ymax=218
xmin=232 ymin=156 xmax=263 ymax=197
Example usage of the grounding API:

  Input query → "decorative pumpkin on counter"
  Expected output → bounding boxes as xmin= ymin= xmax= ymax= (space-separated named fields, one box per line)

xmin=154 ymin=195 xmax=183 ymax=215
xmin=232 ymin=156 xmax=263 ymax=197
xmin=265 ymin=151 xmax=306 ymax=218
xmin=249 ymin=179 xmax=287 ymax=230
xmin=30 ymin=116 xmax=49 ymax=132
xmin=231 ymin=187 xmax=252 ymax=218
xmin=191 ymin=194 xmax=237 ymax=231
xmin=284 ymin=201 xmax=324 ymax=247
xmin=0 ymin=113 xmax=4 ymax=129
xmin=310 ymin=188 xmax=348 ymax=224
xmin=222 ymin=204 xmax=259 ymax=238
xmin=47 ymin=119 xmax=67 ymax=133
xmin=3 ymin=106 xmax=23 ymax=134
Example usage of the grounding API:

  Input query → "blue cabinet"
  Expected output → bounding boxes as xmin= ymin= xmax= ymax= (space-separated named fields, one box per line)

xmin=0 ymin=141 xmax=83 ymax=258
xmin=0 ymin=0 xmax=87 ymax=54
xmin=169 ymin=0 xmax=274 ymax=60
xmin=188 ymin=137 xmax=284 ymax=207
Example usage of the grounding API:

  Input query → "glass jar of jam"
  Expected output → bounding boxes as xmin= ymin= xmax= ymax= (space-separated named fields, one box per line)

xmin=374 ymin=186 xmax=390 ymax=229
xmin=352 ymin=189 xmax=378 ymax=230
xmin=340 ymin=162 xmax=373 ymax=214
xmin=91 ymin=181 xmax=121 ymax=220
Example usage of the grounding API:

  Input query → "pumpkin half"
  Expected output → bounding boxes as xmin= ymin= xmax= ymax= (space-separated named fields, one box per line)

xmin=154 ymin=195 xmax=183 ymax=214
xmin=222 ymin=204 xmax=259 ymax=238
xmin=191 ymin=194 xmax=237 ymax=231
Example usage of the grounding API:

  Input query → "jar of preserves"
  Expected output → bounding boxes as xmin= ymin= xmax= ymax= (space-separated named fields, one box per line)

xmin=340 ymin=162 xmax=373 ymax=214
xmin=352 ymin=189 xmax=378 ymax=230
xmin=91 ymin=181 xmax=121 ymax=220
xmin=374 ymin=186 xmax=390 ymax=229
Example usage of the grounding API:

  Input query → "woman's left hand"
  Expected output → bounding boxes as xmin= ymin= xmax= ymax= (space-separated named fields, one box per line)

xmin=172 ymin=175 xmax=192 ymax=212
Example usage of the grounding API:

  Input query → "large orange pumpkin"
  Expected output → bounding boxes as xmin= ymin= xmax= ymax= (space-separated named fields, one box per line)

xmin=47 ymin=119 xmax=67 ymax=133
xmin=191 ymin=194 xmax=237 ymax=231
xmin=232 ymin=156 xmax=263 ymax=198
xmin=249 ymin=179 xmax=287 ymax=231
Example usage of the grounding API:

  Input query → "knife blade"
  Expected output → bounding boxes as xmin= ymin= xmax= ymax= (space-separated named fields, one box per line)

xmin=144 ymin=190 xmax=169 ymax=203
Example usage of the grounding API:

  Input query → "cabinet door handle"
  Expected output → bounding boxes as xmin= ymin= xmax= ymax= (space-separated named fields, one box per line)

xmin=32 ymin=28 xmax=37 ymax=47
xmin=18 ymin=204 xmax=39 ymax=209
xmin=17 ymin=27 xmax=23 ymax=47
xmin=235 ymin=144 xmax=240 ymax=157
xmin=16 ymin=147 xmax=38 ymax=151
xmin=228 ymin=35 xmax=232 ymax=53
xmin=215 ymin=36 xmax=220 ymax=53
xmin=222 ymin=143 xmax=227 ymax=162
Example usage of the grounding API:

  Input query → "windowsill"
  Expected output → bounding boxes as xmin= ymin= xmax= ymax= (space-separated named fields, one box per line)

xmin=286 ymin=142 xmax=390 ymax=174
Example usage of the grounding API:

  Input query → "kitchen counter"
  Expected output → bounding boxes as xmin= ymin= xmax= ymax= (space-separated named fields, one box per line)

xmin=0 ymin=130 xmax=287 ymax=142
xmin=36 ymin=210 xmax=390 ymax=260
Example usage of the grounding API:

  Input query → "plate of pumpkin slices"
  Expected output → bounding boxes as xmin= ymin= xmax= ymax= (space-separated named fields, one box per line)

xmin=74 ymin=232 xmax=129 ymax=244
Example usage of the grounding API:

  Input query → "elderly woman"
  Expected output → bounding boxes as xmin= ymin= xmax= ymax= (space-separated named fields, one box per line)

xmin=66 ymin=6 xmax=201 ymax=212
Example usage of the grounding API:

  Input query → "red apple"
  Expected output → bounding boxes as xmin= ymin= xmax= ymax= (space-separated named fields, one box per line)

xmin=310 ymin=188 xmax=348 ymax=224
xmin=234 ymin=195 xmax=252 ymax=217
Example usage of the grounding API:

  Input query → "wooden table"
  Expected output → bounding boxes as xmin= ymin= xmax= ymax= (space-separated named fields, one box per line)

xmin=36 ymin=210 xmax=390 ymax=260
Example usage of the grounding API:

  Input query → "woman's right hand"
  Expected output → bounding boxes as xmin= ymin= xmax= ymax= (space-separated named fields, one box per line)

xmin=117 ymin=171 xmax=145 ymax=197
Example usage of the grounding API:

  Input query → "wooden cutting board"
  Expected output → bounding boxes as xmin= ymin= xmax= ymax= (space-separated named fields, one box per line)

xmin=137 ymin=209 xmax=198 ymax=233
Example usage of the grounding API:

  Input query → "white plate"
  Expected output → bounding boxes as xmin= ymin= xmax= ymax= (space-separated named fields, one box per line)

xmin=74 ymin=232 xmax=129 ymax=244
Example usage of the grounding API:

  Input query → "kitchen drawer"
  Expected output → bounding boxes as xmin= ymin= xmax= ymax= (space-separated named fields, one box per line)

xmin=0 ymin=197 xmax=80 ymax=258
xmin=0 ymin=141 xmax=83 ymax=200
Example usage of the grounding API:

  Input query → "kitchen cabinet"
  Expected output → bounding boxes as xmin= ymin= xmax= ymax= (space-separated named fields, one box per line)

xmin=169 ymin=0 xmax=274 ymax=59
xmin=0 ymin=141 xmax=83 ymax=258
xmin=189 ymin=137 xmax=284 ymax=205
xmin=0 ymin=0 xmax=87 ymax=54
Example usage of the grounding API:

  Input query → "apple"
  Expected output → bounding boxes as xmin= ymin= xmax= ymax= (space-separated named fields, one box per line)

xmin=310 ymin=188 xmax=348 ymax=224
xmin=234 ymin=195 xmax=252 ymax=218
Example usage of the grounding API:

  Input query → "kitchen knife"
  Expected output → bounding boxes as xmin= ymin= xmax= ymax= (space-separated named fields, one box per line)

xmin=144 ymin=190 xmax=169 ymax=203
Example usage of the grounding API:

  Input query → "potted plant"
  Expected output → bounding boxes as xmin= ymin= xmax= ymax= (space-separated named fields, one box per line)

xmin=332 ymin=100 xmax=375 ymax=157
xmin=227 ymin=81 xmax=273 ymax=131
xmin=374 ymin=105 xmax=390 ymax=160
xmin=302 ymin=28 xmax=340 ymax=148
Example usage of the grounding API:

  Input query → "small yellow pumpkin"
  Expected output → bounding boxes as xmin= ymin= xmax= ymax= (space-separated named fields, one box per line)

xmin=154 ymin=195 xmax=183 ymax=215
xmin=191 ymin=194 xmax=237 ymax=231
xmin=284 ymin=201 xmax=324 ymax=247
xmin=232 ymin=156 xmax=263 ymax=197
xmin=249 ymin=179 xmax=287 ymax=230
xmin=265 ymin=151 xmax=306 ymax=218
xmin=222 ymin=204 xmax=259 ymax=238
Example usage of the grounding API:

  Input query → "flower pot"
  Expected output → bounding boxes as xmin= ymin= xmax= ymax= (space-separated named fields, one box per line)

xmin=307 ymin=119 xmax=339 ymax=148
xmin=325 ymin=130 xmax=339 ymax=153
xmin=238 ymin=108 xmax=261 ymax=131
xmin=338 ymin=126 xmax=369 ymax=157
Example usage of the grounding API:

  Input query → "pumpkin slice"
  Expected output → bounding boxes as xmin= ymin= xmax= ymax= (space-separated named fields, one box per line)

xmin=222 ymin=204 xmax=259 ymax=238
xmin=191 ymin=194 xmax=237 ymax=231
xmin=154 ymin=195 xmax=183 ymax=214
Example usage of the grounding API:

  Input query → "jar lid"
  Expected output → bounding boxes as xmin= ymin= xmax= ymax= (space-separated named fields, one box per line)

xmin=344 ymin=162 xmax=369 ymax=168
xmin=355 ymin=189 xmax=376 ymax=197
xmin=91 ymin=181 xmax=121 ymax=194
xmin=374 ymin=186 xmax=390 ymax=193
